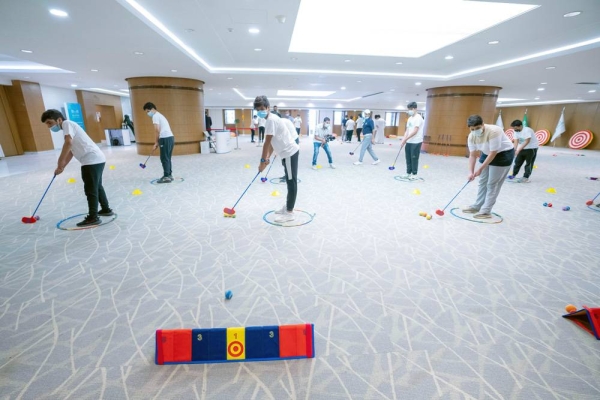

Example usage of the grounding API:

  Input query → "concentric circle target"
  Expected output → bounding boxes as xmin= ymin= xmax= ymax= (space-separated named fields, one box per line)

xmin=569 ymin=130 xmax=593 ymax=150
xmin=505 ymin=129 xmax=515 ymax=141
xmin=535 ymin=129 xmax=550 ymax=146
xmin=56 ymin=213 xmax=118 ymax=231
xmin=228 ymin=341 xmax=244 ymax=357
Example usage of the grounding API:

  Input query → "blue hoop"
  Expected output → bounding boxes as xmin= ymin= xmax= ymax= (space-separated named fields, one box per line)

xmin=394 ymin=176 xmax=424 ymax=183
xmin=150 ymin=177 xmax=185 ymax=185
xmin=587 ymin=205 xmax=600 ymax=213
xmin=56 ymin=213 xmax=118 ymax=231
xmin=262 ymin=209 xmax=315 ymax=227
xmin=449 ymin=207 xmax=503 ymax=224
xmin=269 ymin=178 xmax=301 ymax=185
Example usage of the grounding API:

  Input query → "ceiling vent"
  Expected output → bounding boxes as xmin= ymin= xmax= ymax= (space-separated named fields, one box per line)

xmin=361 ymin=91 xmax=385 ymax=98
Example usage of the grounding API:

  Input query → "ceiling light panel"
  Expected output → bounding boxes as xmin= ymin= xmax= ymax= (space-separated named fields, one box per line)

xmin=289 ymin=0 xmax=538 ymax=58
xmin=277 ymin=90 xmax=336 ymax=97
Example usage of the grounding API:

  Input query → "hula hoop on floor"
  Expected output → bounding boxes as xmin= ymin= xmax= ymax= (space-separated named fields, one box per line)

xmin=150 ymin=177 xmax=185 ymax=185
xmin=586 ymin=177 xmax=599 ymax=181
xmin=449 ymin=208 xmax=503 ymax=224
xmin=587 ymin=205 xmax=600 ymax=213
xmin=269 ymin=178 xmax=302 ymax=185
xmin=56 ymin=213 xmax=118 ymax=231
xmin=394 ymin=176 xmax=425 ymax=183
xmin=263 ymin=209 xmax=315 ymax=227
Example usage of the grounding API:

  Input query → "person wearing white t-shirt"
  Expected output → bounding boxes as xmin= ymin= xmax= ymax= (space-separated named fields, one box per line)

xmin=355 ymin=115 xmax=364 ymax=143
xmin=42 ymin=109 xmax=113 ymax=227
xmin=294 ymin=114 xmax=302 ymax=136
xmin=255 ymin=96 xmax=300 ymax=223
xmin=509 ymin=119 xmax=539 ymax=183
xmin=400 ymin=102 xmax=425 ymax=180
xmin=313 ymin=117 xmax=335 ymax=169
xmin=463 ymin=115 xmax=515 ymax=219
xmin=374 ymin=114 xmax=386 ymax=144
xmin=143 ymin=102 xmax=174 ymax=184
xmin=345 ymin=117 xmax=355 ymax=143
xmin=257 ymin=116 xmax=266 ymax=146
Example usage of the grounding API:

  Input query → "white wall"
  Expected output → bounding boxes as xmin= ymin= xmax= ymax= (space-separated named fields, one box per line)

xmin=40 ymin=85 xmax=79 ymax=149
xmin=207 ymin=108 xmax=224 ymax=131
xmin=121 ymin=96 xmax=132 ymax=120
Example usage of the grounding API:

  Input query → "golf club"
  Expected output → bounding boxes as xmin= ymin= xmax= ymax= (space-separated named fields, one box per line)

xmin=435 ymin=180 xmax=471 ymax=216
xmin=22 ymin=174 xmax=56 ymax=224
xmin=224 ymin=170 xmax=261 ymax=217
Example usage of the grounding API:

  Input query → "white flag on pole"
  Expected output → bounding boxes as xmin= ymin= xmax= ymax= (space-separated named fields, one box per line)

xmin=551 ymin=107 xmax=566 ymax=142
xmin=496 ymin=111 xmax=504 ymax=130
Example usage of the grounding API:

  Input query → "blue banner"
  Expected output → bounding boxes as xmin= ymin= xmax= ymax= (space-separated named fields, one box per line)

xmin=64 ymin=103 xmax=85 ymax=130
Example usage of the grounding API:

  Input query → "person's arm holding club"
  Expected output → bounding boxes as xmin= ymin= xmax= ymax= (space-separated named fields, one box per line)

xmin=54 ymin=135 xmax=74 ymax=175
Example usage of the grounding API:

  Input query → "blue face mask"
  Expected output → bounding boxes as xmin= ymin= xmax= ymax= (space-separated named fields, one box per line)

xmin=257 ymin=110 xmax=268 ymax=119
xmin=50 ymin=123 xmax=61 ymax=132
xmin=147 ymin=111 xmax=155 ymax=117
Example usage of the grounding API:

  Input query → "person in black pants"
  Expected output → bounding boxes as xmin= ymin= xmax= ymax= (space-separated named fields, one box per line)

xmin=144 ymin=102 xmax=175 ymax=183
xmin=510 ymin=120 xmax=539 ymax=183
xmin=205 ymin=110 xmax=212 ymax=133
xmin=399 ymin=102 xmax=425 ymax=180
xmin=42 ymin=109 xmax=113 ymax=227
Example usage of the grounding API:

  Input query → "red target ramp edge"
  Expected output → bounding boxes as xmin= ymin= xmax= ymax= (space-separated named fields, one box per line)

xmin=562 ymin=306 xmax=600 ymax=340
xmin=156 ymin=323 xmax=315 ymax=365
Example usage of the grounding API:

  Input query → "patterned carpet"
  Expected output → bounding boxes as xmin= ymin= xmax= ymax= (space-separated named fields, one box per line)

xmin=1 ymin=137 xmax=599 ymax=399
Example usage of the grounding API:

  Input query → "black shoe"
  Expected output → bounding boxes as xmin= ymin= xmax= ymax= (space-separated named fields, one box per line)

xmin=76 ymin=215 xmax=101 ymax=227
xmin=98 ymin=208 xmax=114 ymax=217
xmin=157 ymin=177 xmax=171 ymax=184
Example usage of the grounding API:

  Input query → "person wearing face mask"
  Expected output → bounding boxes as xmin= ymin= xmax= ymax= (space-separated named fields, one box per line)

xmin=509 ymin=119 xmax=539 ymax=183
xmin=255 ymin=95 xmax=300 ymax=223
xmin=41 ymin=109 xmax=113 ymax=227
xmin=345 ymin=115 xmax=355 ymax=143
xmin=143 ymin=102 xmax=174 ymax=183
xmin=353 ymin=110 xmax=380 ymax=165
xmin=463 ymin=114 xmax=515 ymax=219
xmin=399 ymin=102 xmax=424 ymax=180
xmin=312 ymin=117 xmax=336 ymax=170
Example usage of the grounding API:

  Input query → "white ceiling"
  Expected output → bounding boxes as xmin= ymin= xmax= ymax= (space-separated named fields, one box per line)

xmin=0 ymin=0 xmax=599 ymax=110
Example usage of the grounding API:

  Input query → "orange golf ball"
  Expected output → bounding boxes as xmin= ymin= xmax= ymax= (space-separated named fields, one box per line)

xmin=565 ymin=304 xmax=577 ymax=313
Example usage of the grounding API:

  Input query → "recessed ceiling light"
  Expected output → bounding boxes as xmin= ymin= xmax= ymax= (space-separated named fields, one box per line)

xmin=344 ymin=59 xmax=351 ymax=63
xmin=479 ymin=79 xmax=485 ymax=82
xmin=395 ymin=62 xmax=403 ymax=65
xmin=488 ymin=40 xmax=500 ymax=45
xmin=171 ymin=69 xmax=177 ymax=72
xmin=356 ymin=80 xmax=362 ymax=83
xmin=134 ymin=51 xmax=144 ymax=55
xmin=254 ymin=48 xmax=262 ymax=52
xmin=21 ymin=49 xmax=33 ymax=53
xmin=227 ymin=77 xmax=233 ymax=80
xmin=184 ymin=28 xmax=195 ymax=33
xmin=546 ymin=66 xmax=556 ymax=70
xmin=563 ymin=11 xmax=581 ymax=18
xmin=534 ymin=97 xmax=540 ymax=100
xmin=415 ymin=82 xmax=422 ymax=86
xmin=91 ymin=69 xmax=98 ymax=72
xmin=390 ymin=89 xmax=395 ymax=92
xmin=209 ymin=88 xmax=213 ymax=90
xmin=249 ymin=28 xmax=260 ymax=34
xmin=290 ymin=57 xmax=298 ymax=61
xmin=49 ymin=9 xmax=68 ymax=17
xmin=589 ymin=90 xmax=597 ymax=93
xmin=540 ymin=82 xmax=547 ymax=85
xmin=340 ymin=86 xmax=346 ymax=90
xmin=24 ymin=76 xmax=30 ymax=79
xmin=537 ymin=88 xmax=545 ymax=91
xmin=70 ymin=84 xmax=78 ymax=87
xmin=445 ymin=55 xmax=454 ymax=60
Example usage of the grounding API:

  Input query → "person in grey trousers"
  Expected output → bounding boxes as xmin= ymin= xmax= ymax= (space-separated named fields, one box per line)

xmin=463 ymin=115 xmax=515 ymax=219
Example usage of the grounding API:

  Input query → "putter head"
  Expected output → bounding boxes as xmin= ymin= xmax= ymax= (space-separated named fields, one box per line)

xmin=223 ymin=207 xmax=236 ymax=217
xmin=388 ymin=166 xmax=395 ymax=171
xmin=260 ymin=177 xmax=267 ymax=182
xmin=35 ymin=216 xmax=40 ymax=220
xmin=139 ymin=163 xmax=146 ymax=169
xmin=21 ymin=216 xmax=37 ymax=224
xmin=349 ymin=152 xmax=354 ymax=156
xmin=586 ymin=200 xmax=594 ymax=206
xmin=435 ymin=209 xmax=444 ymax=216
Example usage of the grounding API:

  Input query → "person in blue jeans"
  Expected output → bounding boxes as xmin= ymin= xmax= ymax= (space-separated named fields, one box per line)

xmin=312 ymin=117 xmax=335 ymax=169
xmin=353 ymin=110 xmax=380 ymax=166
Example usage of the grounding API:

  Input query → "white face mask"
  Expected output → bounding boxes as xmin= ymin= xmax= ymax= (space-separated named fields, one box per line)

xmin=471 ymin=128 xmax=483 ymax=137
xmin=408 ymin=110 xmax=415 ymax=116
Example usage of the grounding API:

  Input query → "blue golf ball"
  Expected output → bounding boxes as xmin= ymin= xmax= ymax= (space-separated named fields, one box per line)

xmin=543 ymin=202 xmax=548 ymax=207
xmin=225 ymin=290 xmax=233 ymax=300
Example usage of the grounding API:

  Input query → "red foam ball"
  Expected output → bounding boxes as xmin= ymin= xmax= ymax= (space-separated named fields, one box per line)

xmin=548 ymin=203 xmax=553 ymax=207
xmin=586 ymin=200 xmax=594 ymax=206
xmin=435 ymin=210 xmax=444 ymax=216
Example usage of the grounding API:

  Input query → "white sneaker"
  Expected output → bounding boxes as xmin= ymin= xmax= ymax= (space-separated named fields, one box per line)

xmin=329 ymin=163 xmax=336 ymax=169
xmin=312 ymin=165 xmax=318 ymax=170
xmin=399 ymin=173 xmax=410 ymax=179
xmin=518 ymin=177 xmax=530 ymax=183
xmin=409 ymin=175 xmax=419 ymax=180
xmin=274 ymin=211 xmax=295 ymax=223
xmin=353 ymin=161 xmax=363 ymax=165
xmin=372 ymin=159 xmax=381 ymax=165
xmin=274 ymin=205 xmax=287 ymax=215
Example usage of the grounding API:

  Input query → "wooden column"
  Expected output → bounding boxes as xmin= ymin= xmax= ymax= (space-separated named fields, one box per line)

xmin=126 ymin=77 xmax=205 ymax=155
xmin=0 ymin=86 xmax=23 ymax=156
xmin=6 ymin=80 xmax=52 ymax=152
xmin=424 ymin=86 xmax=501 ymax=157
